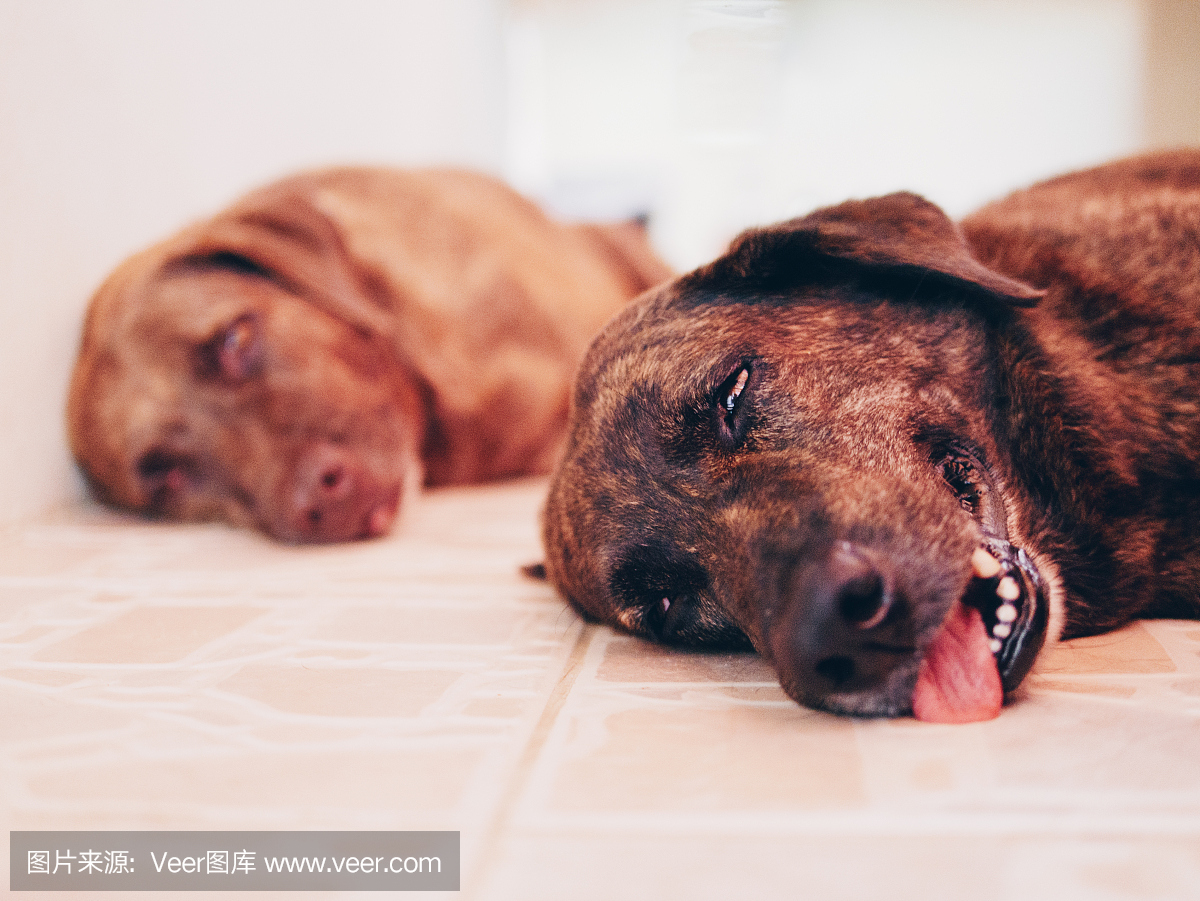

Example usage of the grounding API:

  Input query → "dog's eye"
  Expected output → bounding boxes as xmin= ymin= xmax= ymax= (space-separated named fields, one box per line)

xmin=610 ymin=547 xmax=709 ymax=641
xmin=607 ymin=546 xmax=751 ymax=648
xmin=219 ymin=315 xmax=263 ymax=381
xmin=642 ymin=594 xmax=694 ymax=643
xmin=714 ymin=361 xmax=758 ymax=449
xmin=635 ymin=592 xmax=752 ymax=649
xmin=201 ymin=314 xmax=263 ymax=382
xmin=940 ymin=457 xmax=982 ymax=513
xmin=723 ymin=367 xmax=749 ymax=414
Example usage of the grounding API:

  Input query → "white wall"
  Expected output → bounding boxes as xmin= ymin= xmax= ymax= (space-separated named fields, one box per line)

xmin=0 ymin=0 xmax=506 ymax=526
xmin=508 ymin=0 xmax=1150 ymax=269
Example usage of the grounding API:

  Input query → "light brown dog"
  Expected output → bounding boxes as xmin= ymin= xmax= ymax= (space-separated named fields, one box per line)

xmin=543 ymin=150 xmax=1200 ymax=723
xmin=68 ymin=168 xmax=670 ymax=542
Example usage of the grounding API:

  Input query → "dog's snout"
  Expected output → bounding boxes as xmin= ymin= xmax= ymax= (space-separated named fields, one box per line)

xmin=284 ymin=443 xmax=399 ymax=543
xmin=770 ymin=542 xmax=912 ymax=700
xmin=291 ymin=444 xmax=354 ymax=539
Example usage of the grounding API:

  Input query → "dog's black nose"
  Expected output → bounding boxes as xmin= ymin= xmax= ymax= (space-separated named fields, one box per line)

xmin=771 ymin=542 xmax=912 ymax=698
xmin=831 ymin=546 xmax=890 ymax=629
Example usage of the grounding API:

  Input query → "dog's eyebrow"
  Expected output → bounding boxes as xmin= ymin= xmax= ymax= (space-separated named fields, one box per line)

xmin=164 ymin=251 xmax=274 ymax=280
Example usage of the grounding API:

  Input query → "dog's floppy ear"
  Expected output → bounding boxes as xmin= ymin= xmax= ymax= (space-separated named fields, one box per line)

xmin=169 ymin=179 xmax=395 ymax=338
xmin=701 ymin=192 xmax=1044 ymax=307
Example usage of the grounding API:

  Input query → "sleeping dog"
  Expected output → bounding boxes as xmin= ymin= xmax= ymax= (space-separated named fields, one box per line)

xmin=542 ymin=150 xmax=1200 ymax=723
xmin=68 ymin=167 xmax=670 ymax=542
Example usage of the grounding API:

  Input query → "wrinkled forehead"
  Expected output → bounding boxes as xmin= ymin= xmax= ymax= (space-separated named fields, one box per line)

xmin=81 ymin=275 xmax=227 ymax=395
xmin=578 ymin=291 xmax=762 ymax=403
xmin=572 ymin=282 xmax=886 ymax=425
xmin=579 ymin=277 xmax=982 ymax=418
xmin=550 ymin=279 xmax=960 ymax=556
xmin=130 ymin=270 xmax=271 ymax=343
xmin=78 ymin=263 xmax=289 ymax=402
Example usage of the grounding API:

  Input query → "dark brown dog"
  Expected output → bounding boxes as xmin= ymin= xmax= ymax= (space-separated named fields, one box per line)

xmin=542 ymin=150 xmax=1200 ymax=723
xmin=68 ymin=167 xmax=670 ymax=542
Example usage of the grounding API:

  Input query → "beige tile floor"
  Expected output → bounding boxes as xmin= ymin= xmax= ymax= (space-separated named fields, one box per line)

xmin=3 ymin=477 xmax=1199 ymax=900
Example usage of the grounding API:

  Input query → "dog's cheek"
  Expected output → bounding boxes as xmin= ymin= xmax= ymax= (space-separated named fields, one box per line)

xmin=740 ymin=474 xmax=977 ymax=686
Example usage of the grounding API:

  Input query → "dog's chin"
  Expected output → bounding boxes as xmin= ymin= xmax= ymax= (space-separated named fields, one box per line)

xmin=803 ymin=658 xmax=923 ymax=718
xmin=794 ymin=537 xmax=1050 ymax=722
xmin=362 ymin=485 xmax=403 ymax=538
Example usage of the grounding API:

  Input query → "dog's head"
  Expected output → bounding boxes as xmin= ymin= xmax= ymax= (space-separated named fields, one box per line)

xmin=544 ymin=192 xmax=1056 ymax=722
xmin=67 ymin=177 xmax=421 ymax=542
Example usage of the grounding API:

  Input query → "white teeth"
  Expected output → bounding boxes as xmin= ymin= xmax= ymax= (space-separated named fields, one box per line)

xmin=997 ymin=576 xmax=1020 ymax=601
xmin=972 ymin=547 xmax=1002 ymax=579
xmin=996 ymin=603 xmax=1018 ymax=623
xmin=989 ymin=638 xmax=1003 ymax=653
xmin=992 ymin=622 xmax=1012 ymax=638
xmin=661 ymin=597 xmax=671 ymax=613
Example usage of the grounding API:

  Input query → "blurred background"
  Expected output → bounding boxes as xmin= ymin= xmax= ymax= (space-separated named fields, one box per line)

xmin=1 ymin=0 xmax=1197 ymax=528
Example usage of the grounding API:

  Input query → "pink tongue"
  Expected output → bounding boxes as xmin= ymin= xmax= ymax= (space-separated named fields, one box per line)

xmin=911 ymin=603 xmax=1003 ymax=723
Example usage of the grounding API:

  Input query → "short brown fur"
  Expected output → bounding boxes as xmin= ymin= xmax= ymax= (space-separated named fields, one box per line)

xmin=68 ymin=167 xmax=670 ymax=542
xmin=543 ymin=150 xmax=1200 ymax=718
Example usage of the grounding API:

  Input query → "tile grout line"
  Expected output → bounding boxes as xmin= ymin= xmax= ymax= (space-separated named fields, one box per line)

xmin=464 ymin=621 xmax=596 ymax=898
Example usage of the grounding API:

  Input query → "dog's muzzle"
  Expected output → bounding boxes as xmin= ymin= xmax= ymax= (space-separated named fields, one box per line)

xmin=765 ymin=532 xmax=1049 ymax=722
xmin=766 ymin=540 xmax=920 ymax=710
xmin=963 ymin=534 xmax=1050 ymax=694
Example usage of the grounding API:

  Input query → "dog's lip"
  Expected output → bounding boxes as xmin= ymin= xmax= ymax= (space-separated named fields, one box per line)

xmin=970 ymin=535 xmax=1050 ymax=693
xmin=955 ymin=456 xmax=1049 ymax=691
xmin=959 ymin=534 xmax=1049 ymax=693
xmin=910 ymin=535 xmax=1049 ymax=723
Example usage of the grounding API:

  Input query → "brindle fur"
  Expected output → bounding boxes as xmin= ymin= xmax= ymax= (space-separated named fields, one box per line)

xmin=542 ymin=150 xmax=1200 ymax=718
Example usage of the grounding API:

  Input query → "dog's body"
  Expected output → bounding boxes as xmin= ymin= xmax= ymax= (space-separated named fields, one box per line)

xmin=68 ymin=167 xmax=670 ymax=542
xmin=543 ymin=150 xmax=1200 ymax=723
